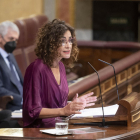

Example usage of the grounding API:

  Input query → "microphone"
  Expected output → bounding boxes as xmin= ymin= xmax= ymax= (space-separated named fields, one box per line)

xmin=98 ymin=59 xmax=119 ymax=101
xmin=88 ymin=62 xmax=107 ymax=127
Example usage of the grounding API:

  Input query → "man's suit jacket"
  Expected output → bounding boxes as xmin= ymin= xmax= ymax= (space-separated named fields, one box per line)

xmin=0 ymin=53 xmax=23 ymax=111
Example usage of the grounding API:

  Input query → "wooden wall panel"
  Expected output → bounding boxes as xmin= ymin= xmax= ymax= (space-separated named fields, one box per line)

xmin=76 ymin=47 xmax=134 ymax=77
xmin=56 ymin=0 xmax=75 ymax=26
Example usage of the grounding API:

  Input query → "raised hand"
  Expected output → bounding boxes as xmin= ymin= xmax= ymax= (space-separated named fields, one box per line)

xmin=62 ymin=99 xmax=85 ymax=116
xmin=62 ymin=92 xmax=97 ymax=116
xmin=73 ymin=92 xmax=97 ymax=108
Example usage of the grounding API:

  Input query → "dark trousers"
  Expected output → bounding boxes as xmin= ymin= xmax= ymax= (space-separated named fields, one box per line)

xmin=0 ymin=110 xmax=20 ymax=128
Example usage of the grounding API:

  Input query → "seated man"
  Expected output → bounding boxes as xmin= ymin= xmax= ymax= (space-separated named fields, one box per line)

xmin=0 ymin=21 xmax=23 ymax=111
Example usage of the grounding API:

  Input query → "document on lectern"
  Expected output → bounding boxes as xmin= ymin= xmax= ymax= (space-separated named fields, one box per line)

xmin=11 ymin=109 xmax=22 ymax=118
xmin=71 ymin=104 xmax=119 ymax=118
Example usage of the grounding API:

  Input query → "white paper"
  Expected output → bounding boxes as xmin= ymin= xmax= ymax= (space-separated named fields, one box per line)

xmin=13 ymin=109 xmax=22 ymax=113
xmin=71 ymin=104 xmax=119 ymax=118
xmin=11 ymin=109 xmax=22 ymax=118
xmin=40 ymin=129 xmax=72 ymax=135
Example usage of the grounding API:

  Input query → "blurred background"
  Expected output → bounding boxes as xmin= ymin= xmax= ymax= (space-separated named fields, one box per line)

xmin=1 ymin=0 xmax=140 ymax=81
xmin=1 ymin=0 xmax=140 ymax=41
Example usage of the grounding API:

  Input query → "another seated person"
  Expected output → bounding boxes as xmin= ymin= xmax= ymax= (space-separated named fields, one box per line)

xmin=0 ymin=21 xmax=23 ymax=111
xmin=23 ymin=19 xmax=97 ymax=128
xmin=0 ymin=110 xmax=20 ymax=128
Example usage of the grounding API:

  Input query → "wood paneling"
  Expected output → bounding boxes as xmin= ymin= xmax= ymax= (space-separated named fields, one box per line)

xmin=76 ymin=47 xmax=133 ymax=77
xmin=56 ymin=0 xmax=75 ymax=26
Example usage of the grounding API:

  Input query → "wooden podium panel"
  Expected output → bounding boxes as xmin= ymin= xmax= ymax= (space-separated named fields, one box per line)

xmin=117 ymin=92 xmax=140 ymax=127
xmin=70 ymin=92 xmax=140 ymax=127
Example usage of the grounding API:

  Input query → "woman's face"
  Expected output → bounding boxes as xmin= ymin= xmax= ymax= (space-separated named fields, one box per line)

xmin=57 ymin=30 xmax=73 ymax=60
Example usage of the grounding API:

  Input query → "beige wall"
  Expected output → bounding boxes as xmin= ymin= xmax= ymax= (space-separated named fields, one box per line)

xmin=75 ymin=0 xmax=93 ymax=40
xmin=75 ymin=0 xmax=93 ymax=29
xmin=0 ymin=0 xmax=43 ymax=22
xmin=44 ymin=0 xmax=56 ymax=22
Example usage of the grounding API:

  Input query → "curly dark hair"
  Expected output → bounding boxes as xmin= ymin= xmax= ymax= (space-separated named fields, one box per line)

xmin=35 ymin=19 xmax=79 ymax=68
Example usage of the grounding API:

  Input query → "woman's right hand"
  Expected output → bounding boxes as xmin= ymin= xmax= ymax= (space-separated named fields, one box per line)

xmin=61 ymin=100 xmax=85 ymax=116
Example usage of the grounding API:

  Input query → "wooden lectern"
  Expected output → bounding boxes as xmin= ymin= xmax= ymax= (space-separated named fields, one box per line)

xmin=70 ymin=92 xmax=140 ymax=127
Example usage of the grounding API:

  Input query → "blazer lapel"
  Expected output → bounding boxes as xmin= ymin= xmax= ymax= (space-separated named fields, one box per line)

xmin=0 ymin=54 xmax=19 ymax=88
xmin=9 ymin=54 xmax=23 ymax=85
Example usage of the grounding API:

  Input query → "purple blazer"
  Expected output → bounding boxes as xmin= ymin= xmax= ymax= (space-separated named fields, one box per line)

xmin=23 ymin=59 xmax=68 ymax=128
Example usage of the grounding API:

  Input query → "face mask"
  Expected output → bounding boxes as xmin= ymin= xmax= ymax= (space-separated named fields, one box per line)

xmin=4 ymin=41 xmax=16 ymax=53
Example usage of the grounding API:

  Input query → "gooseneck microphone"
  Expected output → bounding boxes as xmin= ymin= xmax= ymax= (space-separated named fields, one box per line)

xmin=88 ymin=62 xmax=107 ymax=127
xmin=98 ymin=59 xmax=119 ymax=101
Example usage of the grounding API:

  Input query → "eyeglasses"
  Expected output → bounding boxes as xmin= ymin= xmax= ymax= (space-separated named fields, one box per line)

xmin=61 ymin=38 xmax=75 ymax=46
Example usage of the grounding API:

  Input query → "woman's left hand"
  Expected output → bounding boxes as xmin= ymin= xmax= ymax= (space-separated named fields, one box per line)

xmin=72 ymin=92 xmax=97 ymax=108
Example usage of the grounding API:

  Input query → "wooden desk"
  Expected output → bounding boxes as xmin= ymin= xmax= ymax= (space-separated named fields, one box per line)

xmin=1 ymin=121 xmax=140 ymax=140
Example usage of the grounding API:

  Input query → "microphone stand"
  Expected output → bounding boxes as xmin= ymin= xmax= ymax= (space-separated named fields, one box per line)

xmin=88 ymin=62 xmax=108 ymax=127
xmin=98 ymin=59 xmax=119 ymax=101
